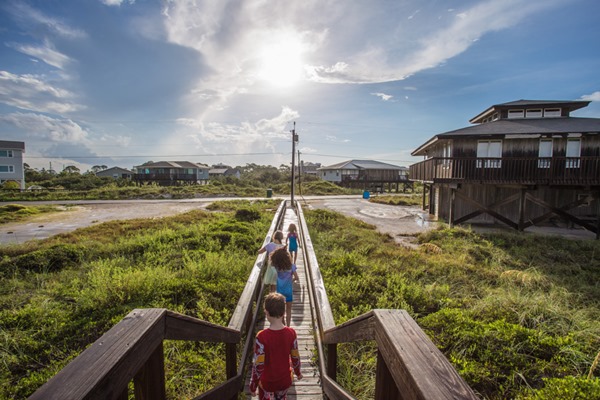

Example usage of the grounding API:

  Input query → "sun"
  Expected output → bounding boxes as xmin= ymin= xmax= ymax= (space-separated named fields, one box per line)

xmin=257 ymin=37 xmax=305 ymax=87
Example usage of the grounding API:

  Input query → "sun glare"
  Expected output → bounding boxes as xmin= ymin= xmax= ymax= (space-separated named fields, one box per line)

xmin=257 ymin=37 xmax=305 ymax=87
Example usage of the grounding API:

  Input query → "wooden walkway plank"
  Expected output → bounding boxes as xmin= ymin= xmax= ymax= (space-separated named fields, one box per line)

xmin=244 ymin=207 xmax=324 ymax=399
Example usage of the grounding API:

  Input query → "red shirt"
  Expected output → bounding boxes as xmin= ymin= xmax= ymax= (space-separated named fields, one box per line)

xmin=250 ymin=327 xmax=301 ymax=392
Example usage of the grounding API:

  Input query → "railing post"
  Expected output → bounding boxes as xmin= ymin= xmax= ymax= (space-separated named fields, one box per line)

xmin=327 ymin=343 xmax=337 ymax=381
xmin=226 ymin=342 xmax=237 ymax=400
xmin=374 ymin=350 xmax=401 ymax=400
xmin=134 ymin=342 xmax=166 ymax=400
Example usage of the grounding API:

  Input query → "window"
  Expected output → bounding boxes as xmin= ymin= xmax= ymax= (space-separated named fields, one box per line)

xmin=526 ymin=109 xmax=542 ymax=118
xmin=538 ymin=139 xmax=552 ymax=168
xmin=544 ymin=108 xmax=561 ymax=118
xmin=0 ymin=165 xmax=14 ymax=173
xmin=508 ymin=109 xmax=524 ymax=119
xmin=0 ymin=150 xmax=13 ymax=157
xmin=566 ymin=138 xmax=581 ymax=168
xmin=477 ymin=140 xmax=502 ymax=168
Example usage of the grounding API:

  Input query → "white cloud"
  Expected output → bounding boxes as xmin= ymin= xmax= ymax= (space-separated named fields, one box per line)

xmin=0 ymin=71 xmax=84 ymax=114
xmin=101 ymin=0 xmax=135 ymax=6
xmin=581 ymin=91 xmax=600 ymax=102
xmin=325 ymin=135 xmax=350 ymax=143
xmin=371 ymin=92 xmax=393 ymax=101
xmin=0 ymin=112 xmax=89 ymax=142
xmin=178 ymin=107 xmax=299 ymax=154
xmin=9 ymin=41 xmax=72 ymax=69
xmin=7 ymin=2 xmax=86 ymax=39
xmin=306 ymin=0 xmax=564 ymax=84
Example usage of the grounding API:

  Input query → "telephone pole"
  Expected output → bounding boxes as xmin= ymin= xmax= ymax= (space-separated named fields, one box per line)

xmin=290 ymin=122 xmax=298 ymax=204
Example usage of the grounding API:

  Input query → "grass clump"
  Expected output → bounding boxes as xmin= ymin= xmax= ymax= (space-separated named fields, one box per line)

xmin=305 ymin=211 xmax=600 ymax=400
xmin=0 ymin=201 xmax=274 ymax=399
xmin=368 ymin=193 xmax=422 ymax=206
xmin=0 ymin=204 xmax=66 ymax=224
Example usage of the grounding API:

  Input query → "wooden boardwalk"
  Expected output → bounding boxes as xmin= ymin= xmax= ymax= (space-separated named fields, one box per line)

xmin=244 ymin=207 xmax=323 ymax=399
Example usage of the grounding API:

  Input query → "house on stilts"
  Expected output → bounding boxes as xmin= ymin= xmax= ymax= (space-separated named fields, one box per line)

xmin=409 ymin=99 xmax=600 ymax=238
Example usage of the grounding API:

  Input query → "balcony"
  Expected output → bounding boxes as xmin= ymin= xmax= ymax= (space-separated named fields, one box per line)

xmin=133 ymin=173 xmax=197 ymax=182
xmin=409 ymin=156 xmax=600 ymax=186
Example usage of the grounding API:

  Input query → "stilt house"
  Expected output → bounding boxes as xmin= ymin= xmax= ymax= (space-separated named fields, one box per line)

xmin=409 ymin=99 xmax=600 ymax=237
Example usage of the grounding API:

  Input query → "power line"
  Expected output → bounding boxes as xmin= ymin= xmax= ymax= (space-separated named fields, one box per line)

xmin=26 ymin=152 xmax=288 ymax=159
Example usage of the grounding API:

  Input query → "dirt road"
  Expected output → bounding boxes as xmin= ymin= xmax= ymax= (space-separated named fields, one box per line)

xmin=0 ymin=197 xmax=434 ymax=245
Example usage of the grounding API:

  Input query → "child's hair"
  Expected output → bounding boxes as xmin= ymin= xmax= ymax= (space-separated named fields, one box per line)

xmin=273 ymin=230 xmax=284 ymax=242
xmin=264 ymin=293 xmax=286 ymax=317
xmin=287 ymin=223 xmax=297 ymax=233
xmin=271 ymin=247 xmax=292 ymax=271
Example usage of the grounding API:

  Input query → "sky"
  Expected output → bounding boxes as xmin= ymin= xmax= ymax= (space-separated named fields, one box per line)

xmin=1 ymin=0 xmax=600 ymax=173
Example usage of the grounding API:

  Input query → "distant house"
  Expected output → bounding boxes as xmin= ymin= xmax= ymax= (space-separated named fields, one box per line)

xmin=133 ymin=161 xmax=210 ymax=186
xmin=96 ymin=166 xmax=132 ymax=179
xmin=299 ymin=161 xmax=321 ymax=176
xmin=0 ymin=140 xmax=25 ymax=190
xmin=409 ymin=99 xmax=600 ymax=237
xmin=209 ymin=167 xmax=241 ymax=179
xmin=318 ymin=159 xmax=410 ymax=192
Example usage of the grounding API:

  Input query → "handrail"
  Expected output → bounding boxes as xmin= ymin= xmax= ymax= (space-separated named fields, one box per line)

xmin=297 ymin=201 xmax=479 ymax=400
xmin=29 ymin=309 xmax=239 ymax=400
xmin=29 ymin=200 xmax=288 ymax=400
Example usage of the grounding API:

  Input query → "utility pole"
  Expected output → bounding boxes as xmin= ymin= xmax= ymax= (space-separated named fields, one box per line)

xmin=298 ymin=150 xmax=301 ymax=196
xmin=290 ymin=122 xmax=298 ymax=204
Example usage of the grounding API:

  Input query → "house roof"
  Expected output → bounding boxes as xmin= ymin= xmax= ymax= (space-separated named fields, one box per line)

xmin=134 ymin=161 xmax=209 ymax=169
xmin=0 ymin=140 xmax=25 ymax=150
xmin=319 ymin=159 xmax=407 ymax=171
xmin=209 ymin=168 xmax=228 ymax=174
xmin=97 ymin=167 xmax=132 ymax=174
xmin=470 ymin=99 xmax=590 ymax=124
xmin=411 ymin=117 xmax=600 ymax=156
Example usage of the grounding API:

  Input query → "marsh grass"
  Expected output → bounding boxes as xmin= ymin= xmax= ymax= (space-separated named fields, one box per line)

xmin=305 ymin=209 xmax=600 ymax=399
xmin=368 ymin=193 xmax=422 ymax=206
xmin=0 ymin=201 xmax=274 ymax=399
xmin=0 ymin=204 xmax=67 ymax=225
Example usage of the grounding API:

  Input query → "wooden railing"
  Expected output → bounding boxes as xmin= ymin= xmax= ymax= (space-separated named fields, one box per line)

xmin=297 ymin=202 xmax=479 ymax=400
xmin=410 ymin=156 xmax=600 ymax=185
xmin=28 ymin=200 xmax=287 ymax=400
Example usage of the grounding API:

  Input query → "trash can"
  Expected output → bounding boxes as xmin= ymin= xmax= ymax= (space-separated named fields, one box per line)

xmin=362 ymin=190 xmax=370 ymax=199
xmin=266 ymin=188 xmax=273 ymax=198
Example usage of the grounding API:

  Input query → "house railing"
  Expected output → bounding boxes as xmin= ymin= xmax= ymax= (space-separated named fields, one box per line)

xmin=341 ymin=175 xmax=409 ymax=182
xmin=133 ymin=173 xmax=197 ymax=181
xmin=410 ymin=156 xmax=600 ymax=185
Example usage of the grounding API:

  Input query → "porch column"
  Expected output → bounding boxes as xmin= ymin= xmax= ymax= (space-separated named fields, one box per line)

xmin=518 ymin=188 xmax=527 ymax=231
xmin=449 ymin=187 xmax=455 ymax=228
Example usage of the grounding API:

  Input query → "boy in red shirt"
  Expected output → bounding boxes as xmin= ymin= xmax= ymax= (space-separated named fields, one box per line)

xmin=250 ymin=293 xmax=302 ymax=399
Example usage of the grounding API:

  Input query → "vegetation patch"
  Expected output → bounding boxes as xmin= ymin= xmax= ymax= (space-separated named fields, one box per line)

xmin=0 ymin=204 xmax=66 ymax=225
xmin=368 ymin=193 xmax=422 ymax=206
xmin=0 ymin=201 xmax=273 ymax=399
xmin=305 ymin=210 xmax=600 ymax=400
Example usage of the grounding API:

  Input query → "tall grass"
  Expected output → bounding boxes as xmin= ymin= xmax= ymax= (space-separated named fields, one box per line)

xmin=0 ymin=201 xmax=274 ymax=399
xmin=305 ymin=209 xmax=600 ymax=399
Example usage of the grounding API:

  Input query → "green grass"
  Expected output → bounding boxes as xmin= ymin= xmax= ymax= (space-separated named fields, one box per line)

xmin=368 ymin=193 xmax=422 ymax=206
xmin=0 ymin=200 xmax=274 ymax=399
xmin=0 ymin=204 xmax=67 ymax=225
xmin=305 ymin=209 xmax=600 ymax=400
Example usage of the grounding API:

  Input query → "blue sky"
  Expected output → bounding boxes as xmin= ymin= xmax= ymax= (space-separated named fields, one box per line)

xmin=1 ymin=0 xmax=599 ymax=172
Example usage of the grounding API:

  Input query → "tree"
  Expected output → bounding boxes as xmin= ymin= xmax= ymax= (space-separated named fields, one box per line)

xmin=63 ymin=165 xmax=80 ymax=174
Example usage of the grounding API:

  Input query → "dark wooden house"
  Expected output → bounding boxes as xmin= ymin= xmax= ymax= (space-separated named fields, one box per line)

xmin=409 ymin=100 xmax=600 ymax=237
xmin=133 ymin=161 xmax=210 ymax=186
xmin=318 ymin=159 xmax=411 ymax=192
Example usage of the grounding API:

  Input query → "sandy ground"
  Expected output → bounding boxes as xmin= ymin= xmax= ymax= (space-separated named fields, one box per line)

xmin=0 ymin=197 xmax=434 ymax=246
xmin=1 ymin=196 xmax=595 ymax=245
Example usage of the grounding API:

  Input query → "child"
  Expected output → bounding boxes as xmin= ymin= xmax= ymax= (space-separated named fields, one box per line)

xmin=250 ymin=293 xmax=302 ymax=399
xmin=285 ymin=223 xmax=299 ymax=264
xmin=258 ymin=230 xmax=285 ymax=293
xmin=270 ymin=247 xmax=298 ymax=326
